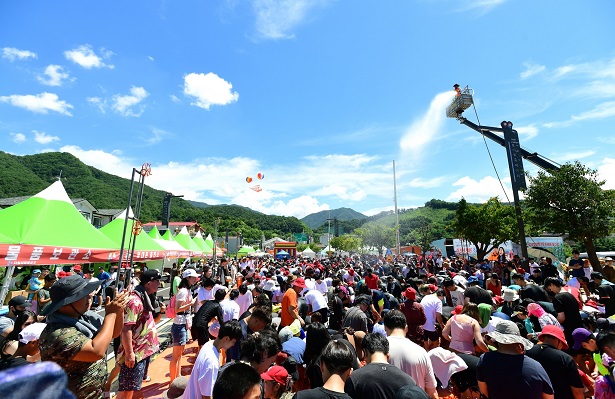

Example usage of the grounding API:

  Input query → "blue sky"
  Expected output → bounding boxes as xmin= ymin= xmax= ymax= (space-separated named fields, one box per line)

xmin=1 ymin=0 xmax=614 ymax=218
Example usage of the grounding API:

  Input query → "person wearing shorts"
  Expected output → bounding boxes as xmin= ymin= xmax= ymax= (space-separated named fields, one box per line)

xmin=117 ymin=270 xmax=165 ymax=399
xmin=169 ymin=269 xmax=198 ymax=383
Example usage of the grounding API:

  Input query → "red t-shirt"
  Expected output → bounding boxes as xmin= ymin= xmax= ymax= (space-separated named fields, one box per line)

xmin=365 ymin=273 xmax=379 ymax=290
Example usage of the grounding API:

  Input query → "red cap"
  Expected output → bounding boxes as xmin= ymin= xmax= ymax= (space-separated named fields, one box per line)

xmin=292 ymin=277 xmax=307 ymax=289
xmin=429 ymin=284 xmax=438 ymax=292
xmin=538 ymin=325 xmax=568 ymax=350
xmin=402 ymin=287 xmax=417 ymax=300
xmin=57 ymin=271 xmax=68 ymax=278
xmin=73 ymin=265 xmax=82 ymax=272
xmin=261 ymin=365 xmax=288 ymax=385
xmin=493 ymin=296 xmax=504 ymax=306
xmin=517 ymin=268 xmax=525 ymax=274
xmin=452 ymin=305 xmax=463 ymax=315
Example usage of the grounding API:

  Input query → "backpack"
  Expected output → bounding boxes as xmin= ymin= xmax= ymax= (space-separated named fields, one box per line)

xmin=165 ymin=294 xmax=177 ymax=318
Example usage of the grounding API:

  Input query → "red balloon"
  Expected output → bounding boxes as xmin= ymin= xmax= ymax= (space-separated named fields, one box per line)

xmin=246 ymin=177 xmax=253 ymax=183
xmin=257 ymin=173 xmax=264 ymax=180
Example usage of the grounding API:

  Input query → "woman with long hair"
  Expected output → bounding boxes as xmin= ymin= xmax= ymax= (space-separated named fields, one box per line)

xmin=441 ymin=302 xmax=488 ymax=355
xmin=486 ymin=273 xmax=502 ymax=296
xmin=1 ymin=309 xmax=36 ymax=357
xmin=304 ymin=322 xmax=332 ymax=388
xmin=169 ymin=270 xmax=198 ymax=383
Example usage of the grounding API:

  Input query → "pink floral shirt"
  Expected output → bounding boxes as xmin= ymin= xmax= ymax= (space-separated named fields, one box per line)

xmin=117 ymin=292 xmax=159 ymax=364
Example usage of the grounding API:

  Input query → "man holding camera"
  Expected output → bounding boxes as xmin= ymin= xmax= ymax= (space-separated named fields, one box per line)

xmin=117 ymin=270 xmax=166 ymax=399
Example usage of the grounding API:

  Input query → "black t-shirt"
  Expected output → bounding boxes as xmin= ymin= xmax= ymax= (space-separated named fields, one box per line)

xmin=0 ymin=356 xmax=29 ymax=371
xmin=345 ymin=362 xmax=417 ymax=399
xmin=526 ymin=343 xmax=583 ymax=399
xmin=294 ymin=387 xmax=353 ymax=399
xmin=193 ymin=300 xmax=223 ymax=329
xmin=598 ymin=284 xmax=615 ymax=317
xmin=553 ymin=292 xmax=584 ymax=346
xmin=463 ymin=286 xmax=493 ymax=306
xmin=519 ymin=284 xmax=550 ymax=303
xmin=569 ymin=258 xmax=585 ymax=278
xmin=477 ymin=351 xmax=553 ymax=399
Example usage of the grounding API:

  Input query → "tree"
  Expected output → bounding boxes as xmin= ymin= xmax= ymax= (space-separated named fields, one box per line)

xmin=355 ymin=223 xmax=396 ymax=256
xmin=451 ymin=197 xmax=518 ymax=260
xmin=523 ymin=161 xmax=615 ymax=271
xmin=329 ymin=235 xmax=361 ymax=253
xmin=405 ymin=218 xmax=436 ymax=256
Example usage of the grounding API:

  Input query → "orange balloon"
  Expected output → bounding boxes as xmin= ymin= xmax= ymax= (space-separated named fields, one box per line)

xmin=246 ymin=177 xmax=253 ymax=183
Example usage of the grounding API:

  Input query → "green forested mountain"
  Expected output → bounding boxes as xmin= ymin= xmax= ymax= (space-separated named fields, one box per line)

xmin=0 ymin=151 xmax=307 ymax=243
xmin=301 ymin=207 xmax=367 ymax=229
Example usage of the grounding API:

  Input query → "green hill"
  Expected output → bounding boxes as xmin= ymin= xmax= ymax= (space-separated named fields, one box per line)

xmin=301 ymin=207 xmax=367 ymax=229
xmin=0 ymin=151 xmax=307 ymax=244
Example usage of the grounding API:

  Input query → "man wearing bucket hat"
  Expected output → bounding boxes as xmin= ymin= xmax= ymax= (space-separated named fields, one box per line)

xmin=38 ymin=274 xmax=130 ymax=399
xmin=526 ymin=325 xmax=584 ymax=399
xmin=477 ymin=320 xmax=554 ymax=399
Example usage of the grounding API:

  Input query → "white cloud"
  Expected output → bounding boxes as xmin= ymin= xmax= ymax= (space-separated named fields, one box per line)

xmin=0 ymin=92 xmax=73 ymax=115
xmin=407 ymin=176 xmax=447 ymax=188
xmin=111 ymin=86 xmax=148 ymax=117
xmin=37 ymin=65 xmax=71 ymax=86
xmin=87 ymin=97 xmax=107 ymax=113
xmin=515 ymin=124 xmax=539 ymax=141
xmin=170 ymin=94 xmax=181 ymax=103
xmin=183 ymin=72 xmax=239 ymax=110
xmin=520 ymin=62 xmax=546 ymax=79
xmin=544 ymin=101 xmax=615 ymax=128
xmin=2 ymin=47 xmax=37 ymax=61
xmin=148 ymin=56 xmax=155 ymax=61
xmin=145 ymin=128 xmax=170 ymax=145
xmin=10 ymin=132 xmax=26 ymax=143
xmin=454 ymin=0 xmax=507 ymax=14
xmin=33 ymin=130 xmax=60 ymax=144
xmin=59 ymin=145 xmax=135 ymax=179
xmin=598 ymin=158 xmax=615 ymax=190
xmin=400 ymin=91 xmax=455 ymax=160
xmin=446 ymin=175 xmax=514 ymax=203
xmin=251 ymin=0 xmax=329 ymax=40
xmin=556 ymin=150 xmax=596 ymax=163
xmin=64 ymin=45 xmax=114 ymax=69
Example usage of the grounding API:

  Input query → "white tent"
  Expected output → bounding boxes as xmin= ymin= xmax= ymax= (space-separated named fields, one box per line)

xmin=302 ymin=246 xmax=316 ymax=258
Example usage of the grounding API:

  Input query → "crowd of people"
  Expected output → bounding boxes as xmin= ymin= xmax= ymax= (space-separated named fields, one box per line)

xmin=2 ymin=250 xmax=615 ymax=399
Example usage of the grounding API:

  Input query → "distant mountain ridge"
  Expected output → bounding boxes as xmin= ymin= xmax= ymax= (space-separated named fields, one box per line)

xmin=301 ymin=207 xmax=367 ymax=229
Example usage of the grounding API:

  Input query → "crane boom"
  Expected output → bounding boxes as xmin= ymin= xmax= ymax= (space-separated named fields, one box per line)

xmin=458 ymin=117 xmax=560 ymax=171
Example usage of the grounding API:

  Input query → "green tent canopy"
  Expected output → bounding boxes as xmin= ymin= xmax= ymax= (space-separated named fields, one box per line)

xmin=193 ymin=231 xmax=213 ymax=253
xmin=174 ymin=226 xmax=203 ymax=255
xmin=0 ymin=180 xmax=119 ymax=265
xmin=148 ymin=226 xmax=163 ymax=240
xmin=99 ymin=209 xmax=166 ymax=261
xmin=237 ymin=246 xmax=255 ymax=256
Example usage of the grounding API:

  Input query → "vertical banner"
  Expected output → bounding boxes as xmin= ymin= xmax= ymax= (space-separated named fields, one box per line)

xmin=161 ymin=193 xmax=172 ymax=231
xmin=502 ymin=122 xmax=527 ymax=190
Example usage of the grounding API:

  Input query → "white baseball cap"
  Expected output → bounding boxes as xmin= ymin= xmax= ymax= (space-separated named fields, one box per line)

xmin=19 ymin=322 xmax=47 ymax=344
xmin=182 ymin=269 xmax=199 ymax=278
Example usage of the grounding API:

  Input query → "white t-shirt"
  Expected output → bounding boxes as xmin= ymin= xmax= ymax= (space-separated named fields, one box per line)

xmin=304 ymin=289 xmax=328 ymax=312
xmin=449 ymin=289 xmax=465 ymax=308
xmin=220 ymin=299 xmax=240 ymax=322
xmin=197 ymin=285 xmax=226 ymax=312
xmin=313 ymin=280 xmax=328 ymax=295
xmin=420 ymin=294 xmax=443 ymax=332
xmin=182 ymin=341 xmax=220 ymax=398
xmin=387 ymin=335 xmax=437 ymax=391
xmin=305 ymin=278 xmax=316 ymax=291
xmin=174 ymin=287 xmax=191 ymax=325
xmin=236 ymin=291 xmax=253 ymax=315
